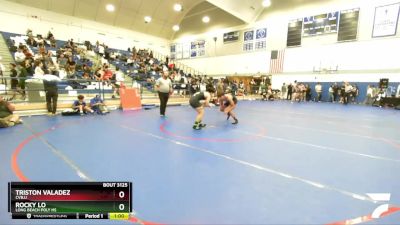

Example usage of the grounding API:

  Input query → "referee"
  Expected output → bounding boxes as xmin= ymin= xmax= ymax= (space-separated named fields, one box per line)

xmin=155 ymin=70 xmax=173 ymax=117
xmin=43 ymin=76 xmax=59 ymax=116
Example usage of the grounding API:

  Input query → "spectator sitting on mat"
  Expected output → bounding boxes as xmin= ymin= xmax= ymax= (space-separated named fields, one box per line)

xmin=72 ymin=95 xmax=94 ymax=115
xmin=90 ymin=95 xmax=109 ymax=114
xmin=0 ymin=96 xmax=23 ymax=128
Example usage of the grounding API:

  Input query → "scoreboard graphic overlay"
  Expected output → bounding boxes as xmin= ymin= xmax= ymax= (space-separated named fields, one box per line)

xmin=8 ymin=182 xmax=132 ymax=220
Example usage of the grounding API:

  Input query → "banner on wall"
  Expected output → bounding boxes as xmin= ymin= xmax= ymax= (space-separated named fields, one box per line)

xmin=242 ymin=28 xmax=267 ymax=51
xmin=244 ymin=30 xmax=254 ymax=41
xmin=243 ymin=30 xmax=254 ymax=51
xmin=223 ymin=31 xmax=239 ymax=43
xmin=190 ymin=40 xmax=206 ymax=58
xmin=172 ymin=41 xmax=206 ymax=59
xmin=372 ymin=3 xmax=400 ymax=37
xmin=256 ymin=28 xmax=267 ymax=39
xmin=255 ymin=28 xmax=267 ymax=50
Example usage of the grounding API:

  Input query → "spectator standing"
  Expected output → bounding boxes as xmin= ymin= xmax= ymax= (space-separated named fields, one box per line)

xmin=352 ymin=84 xmax=359 ymax=103
xmin=287 ymin=83 xmax=293 ymax=100
xmin=98 ymin=44 xmax=105 ymax=58
xmin=364 ymin=85 xmax=374 ymax=105
xmin=281 ymin=83 xmax=287 ymax=100
xmin=0 ymin=60 xmax=5 ymax=85
xmin=231 ymin=80 xmax=238 ymax=95
xmin=250 ymin=78 xmax=256 ymax=95
xmin=260 ymin=81 xmax=267 ymax=100
xmin=155 ymin=70 xmax=172 ymax=117
xmin=329 ymin=85 xmax=334 ymax=102
xmin=305 ymin=84 xmax=311 ymax=101
xmin=19 ymin=61 xmax=28 ymax=100
xmin=216 ymin=79 xmax=225 ymax=98
xmin=332 ymin=83 xmax=339 ymax=102
xmin=344 ymin=82 xmax=353 ymax=105
xmin=112 ymin=67 xmax=125 ymax=98
xmin=9 ymin=63 xmax=18 ymax=100
xmin=238 ymin=81 xmax=245 ymax=96
xmin=315 ymin=83 xmax=322 ymax=102
xmin=339 ymin=83 xmax=345 ymax=103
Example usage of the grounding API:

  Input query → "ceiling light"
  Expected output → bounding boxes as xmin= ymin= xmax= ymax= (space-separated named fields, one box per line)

xmin=172 ymin=25 xmax=180 ymax=31
xmin=144 ymin=16 xmax=152 ymax=23
xmin=105 ymin=4 xmax=115 ymax=12
xmin=262 ymin=0 xmax=271 ymax=7
xmin=202 ymin=16 xmax=210 ymax=23
xmin=174 ymin=3 xmax=182 ymax=12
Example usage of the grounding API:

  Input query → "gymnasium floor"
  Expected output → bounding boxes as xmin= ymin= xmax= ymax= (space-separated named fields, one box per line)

xmin=1 ymin=101 xmax=400 ymax=225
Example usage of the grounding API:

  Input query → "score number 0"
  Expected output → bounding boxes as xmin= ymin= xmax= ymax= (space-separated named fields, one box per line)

xmin=118 ymin=191 xmax=126 ymax=211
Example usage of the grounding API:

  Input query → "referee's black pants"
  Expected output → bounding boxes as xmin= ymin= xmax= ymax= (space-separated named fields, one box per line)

xmin=158 ymin=92 xmax=170 ymax=116
xmin=46 ymin=90 xmax=58 ymax=114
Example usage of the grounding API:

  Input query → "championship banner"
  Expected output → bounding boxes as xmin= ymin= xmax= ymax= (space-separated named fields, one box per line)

xmin=372 ymin=3 xmax=400 ymax=37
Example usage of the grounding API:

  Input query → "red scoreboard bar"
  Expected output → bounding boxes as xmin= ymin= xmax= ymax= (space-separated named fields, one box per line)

xmin=8 ymin=182 xmax=132 ymax=220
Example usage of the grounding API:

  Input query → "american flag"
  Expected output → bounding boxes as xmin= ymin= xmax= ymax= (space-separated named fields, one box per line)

xmin=269 ymin=50 xmax=285 ymax=74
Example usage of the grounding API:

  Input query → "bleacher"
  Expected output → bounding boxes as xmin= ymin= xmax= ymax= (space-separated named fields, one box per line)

xmin=1 ymin=31 xmax=115 ymax=95
xmin=0 ymin=29 xmax=204 ymax=116
xmin=104 ymin=47 xmax=162 ymax=82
